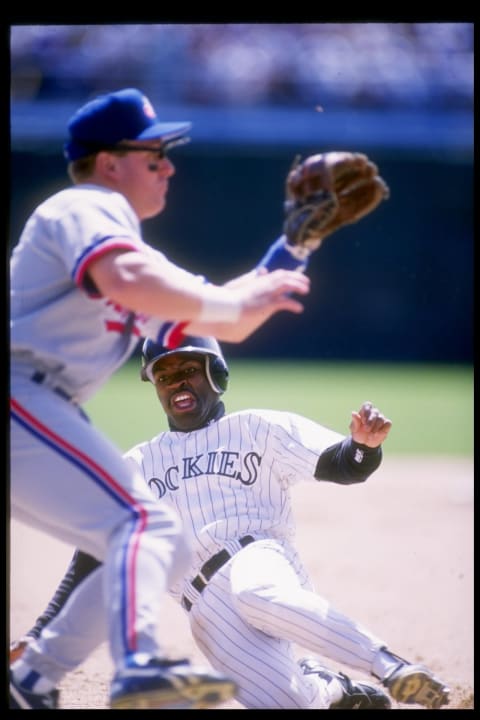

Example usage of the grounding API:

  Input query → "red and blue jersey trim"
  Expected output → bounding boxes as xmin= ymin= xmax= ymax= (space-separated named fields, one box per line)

xmin=10 ymin=397 xmax=147 ymax=655
xmin=157 ymin=321 xmax=189 ymax=349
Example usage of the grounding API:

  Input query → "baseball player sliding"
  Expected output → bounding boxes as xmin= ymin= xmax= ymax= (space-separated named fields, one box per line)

xmin=11 ymin=336 xmax=450 ymax=709
xmin=9 ymin=85 xmax=398 ymax=710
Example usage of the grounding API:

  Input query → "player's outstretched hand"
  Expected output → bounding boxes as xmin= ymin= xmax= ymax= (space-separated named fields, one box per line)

xmin=349 ymin=401 xmax=392 ymax=448
xmin=189 ymin=269 xmax=310 ymax=343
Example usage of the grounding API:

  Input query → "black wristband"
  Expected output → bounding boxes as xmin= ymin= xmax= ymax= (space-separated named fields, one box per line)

xmin=314 ymin=436 xmax=382 ymax=485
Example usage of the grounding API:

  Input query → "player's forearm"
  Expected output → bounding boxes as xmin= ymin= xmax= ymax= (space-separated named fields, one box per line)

xmin=314 ymin=436 xmax=382 ymax=485
xmin=139 ymin=233 xmax=310 ymax=346
xmin=90 ymin=250 xmax=309 ymax=343
xmin=92 ymin=251 xmax=242 ymax=324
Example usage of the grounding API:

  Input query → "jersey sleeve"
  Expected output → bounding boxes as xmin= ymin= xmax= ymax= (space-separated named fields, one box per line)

xmin=263 ymin=410 xmax=384 ymax=487
xmin=63 ymin=189 xmax=144 ymax=291
xmin=256 ymin=410 xmax=345 ymax=487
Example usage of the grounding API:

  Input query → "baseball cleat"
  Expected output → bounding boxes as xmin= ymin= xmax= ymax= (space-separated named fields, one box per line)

xmin=110 ymin=657 xmax=237 ymax=709
xmin=300 ymin=658 xmax=392 ymax=709
xmin=9 ymin=670 xmax=59 ymax=709
xmin=384 ymin=663 xmax=450 ymax=709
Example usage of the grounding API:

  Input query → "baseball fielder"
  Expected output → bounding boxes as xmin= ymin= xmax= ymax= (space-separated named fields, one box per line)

xmin=11 ymin=336 xmax=450 ymax=709
xmin=9 ymin=87 xmax=313 ymax=711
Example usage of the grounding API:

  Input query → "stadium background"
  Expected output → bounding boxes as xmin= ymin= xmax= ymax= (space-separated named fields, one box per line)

xmin=9 ymin=24 xmax=474 ymax=709
xmin=10 ymin=23 xmax=473 ymax=363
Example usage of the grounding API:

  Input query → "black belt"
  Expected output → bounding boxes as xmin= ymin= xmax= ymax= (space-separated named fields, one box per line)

xmin=31 ymin=371 xmax=73 ymax=402
xmin=182 ymin=535 xmax=255 ymax=612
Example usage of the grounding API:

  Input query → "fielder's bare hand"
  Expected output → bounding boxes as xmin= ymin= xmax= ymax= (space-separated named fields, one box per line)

xmin=349 ymin=401 xmax=392 ymax=448
xmin=189 ymin=268 xmax=310 ymax=342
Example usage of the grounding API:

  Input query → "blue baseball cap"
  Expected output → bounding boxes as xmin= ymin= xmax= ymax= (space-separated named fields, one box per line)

xmin=64 ymin=88 xmax=192 ymax=161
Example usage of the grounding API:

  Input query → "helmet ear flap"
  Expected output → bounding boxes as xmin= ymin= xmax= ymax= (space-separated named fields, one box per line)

xmin=207 ymin=356 xmax=229 ymax=394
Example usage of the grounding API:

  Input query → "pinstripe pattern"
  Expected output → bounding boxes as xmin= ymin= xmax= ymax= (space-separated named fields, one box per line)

xmin=123 ymin=408 xmax=387 ymax=708
xmin=126 ymin=409 xmax=342 ymax=578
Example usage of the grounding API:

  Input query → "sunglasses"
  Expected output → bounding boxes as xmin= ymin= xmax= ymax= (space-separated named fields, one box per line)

xmin=113 ymin=137 xmax=190 ymax=171
xmin=116 ymin=136 xmax=189 ymax=155
xmin=75 ymin=136 xmax=190 ymax=168
xmin=112 ymin=145 xmax=167 ymax=171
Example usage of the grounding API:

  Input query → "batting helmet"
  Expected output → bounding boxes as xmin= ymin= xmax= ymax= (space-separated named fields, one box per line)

xmin=141 ymin=335 xmax=229 ymax=394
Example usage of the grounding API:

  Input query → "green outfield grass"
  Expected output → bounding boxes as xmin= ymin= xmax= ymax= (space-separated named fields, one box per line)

xmin=85 ymin=360 xmax=473 ymax=456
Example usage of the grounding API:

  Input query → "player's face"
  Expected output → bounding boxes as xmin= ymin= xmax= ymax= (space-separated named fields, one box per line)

xmin=151 ymin=353 xmax=220 ymax=431
xmin=103 ymin=144 xmax=175 ymax=220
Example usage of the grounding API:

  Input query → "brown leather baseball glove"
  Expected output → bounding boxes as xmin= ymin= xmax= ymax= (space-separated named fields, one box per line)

xmin=283 ymin=151 xmax=390 ymax=254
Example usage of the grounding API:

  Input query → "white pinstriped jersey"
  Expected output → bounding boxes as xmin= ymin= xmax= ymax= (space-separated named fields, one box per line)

xmin=10 ymin=184 xmax=204 ymax=404
xmin=123 ymin=408 xmax=344 ymax=603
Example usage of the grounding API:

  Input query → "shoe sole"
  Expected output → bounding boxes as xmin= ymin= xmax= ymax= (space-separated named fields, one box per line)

xmin=388 ymin=669 xmax=450 ymax=709
xmin=111 ymin=679 xmax=236 ymax=710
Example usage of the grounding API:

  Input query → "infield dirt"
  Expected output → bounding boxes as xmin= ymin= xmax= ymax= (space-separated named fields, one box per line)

xmin=9 ymin=456 xmax=473 ymax=710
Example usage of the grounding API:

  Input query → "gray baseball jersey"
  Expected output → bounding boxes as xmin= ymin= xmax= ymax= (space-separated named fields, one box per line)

xmin=10 ymin=183 xmax=202 ymax=670
xmin=10 ymin=184 xmax=201 ymax=403
xmin=122 ymin=409 xmax=387 ymax=708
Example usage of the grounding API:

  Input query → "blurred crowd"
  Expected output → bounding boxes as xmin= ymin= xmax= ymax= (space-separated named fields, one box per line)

xmin=11 ymin=23 xmax=473 ymax=111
